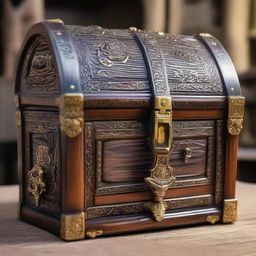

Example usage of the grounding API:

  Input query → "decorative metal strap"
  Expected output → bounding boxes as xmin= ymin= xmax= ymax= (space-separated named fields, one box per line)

xmin=130 ymin=28 xmax=175 ymax=222
xmin=195 ymin=34 xmax=245 ymax=136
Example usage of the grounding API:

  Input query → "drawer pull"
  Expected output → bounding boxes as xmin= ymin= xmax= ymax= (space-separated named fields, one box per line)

xmin=184 ymin=147 xmax=192 ymax=163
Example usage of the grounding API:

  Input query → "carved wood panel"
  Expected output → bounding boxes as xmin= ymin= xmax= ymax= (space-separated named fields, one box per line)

xmin=23 ymin=111 xmax=60 ymax=216
xmin=20 ymin=36 xmax=59 ymax=93
xmin=84 ymin=120 xmax=216 ymax=198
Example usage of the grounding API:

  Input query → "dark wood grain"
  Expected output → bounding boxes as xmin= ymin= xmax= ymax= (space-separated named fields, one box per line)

xmin=84 ymin=109 xmax=225 ymax=121
xmin=103 ymin=138 xmax=207 ymax=183
xmin=85 ymin=207 xmax=221 ymax=236
xmin=95 ymin=185 xmax=213 ymax=205
xmin=61 ymin=133 xmax=85 ymax=212
xmin=224 ymin=135 xmax=239 ymax=199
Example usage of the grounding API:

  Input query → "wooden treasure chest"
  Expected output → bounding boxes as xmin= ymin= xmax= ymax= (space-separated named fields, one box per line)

xmin=15 ymin=20 xmax=245 ymax=241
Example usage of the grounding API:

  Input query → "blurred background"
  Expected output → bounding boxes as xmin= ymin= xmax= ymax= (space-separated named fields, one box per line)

xmin=0 ymin=0 xmax=255 ymax=185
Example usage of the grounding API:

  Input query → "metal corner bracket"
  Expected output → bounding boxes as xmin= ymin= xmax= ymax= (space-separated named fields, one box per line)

xmin=223 ymin=199 xmax=238 ymax=223
xmin=227 ymin=96 xmax=245 ymax=135
xmin=57 ymin=93 xmax=84 ymax=138
xmin=60 ymin=212 xmax=85 ymax=241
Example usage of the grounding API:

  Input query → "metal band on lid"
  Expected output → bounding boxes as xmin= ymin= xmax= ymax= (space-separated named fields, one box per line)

xmin=130 ymin=28 xmax=176 ymax=222
xmin=195 ymin=33 xmax=245 ymax=136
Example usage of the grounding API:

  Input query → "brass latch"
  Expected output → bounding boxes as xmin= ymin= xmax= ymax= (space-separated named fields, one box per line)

xmin=227 ymin=96 xmax=245 ymax=135
xmin=144 ymin=96 xmax=176 ymax=222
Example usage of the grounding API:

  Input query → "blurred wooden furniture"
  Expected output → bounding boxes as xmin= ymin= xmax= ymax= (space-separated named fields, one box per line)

xmin=0 ymin=181 xmax=256 ymax=255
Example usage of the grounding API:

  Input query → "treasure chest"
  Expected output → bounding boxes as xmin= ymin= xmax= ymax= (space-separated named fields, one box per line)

xmin=15 ymin=20 xmax=245 ymax=241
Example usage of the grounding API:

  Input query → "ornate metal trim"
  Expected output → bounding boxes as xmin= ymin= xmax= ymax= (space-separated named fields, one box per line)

xmin=144 ymin=97 xmax=176 ymax=222
xmin=227 ymin=97 xmax=245 ymax=135
xmin=60 ymin=212 xmax=85 ymax=241
xmin=27 ymin=164 xmax=46 ymax=207
xmin=58 ymin=93 xmax=84 ymax=137
xmin=223 ymin=199 xmax=238 ymax=223
xmin=206 ymin=215 xmax=220 ymax=224
xmin=86 ymin=230 xmax=103 ymax=239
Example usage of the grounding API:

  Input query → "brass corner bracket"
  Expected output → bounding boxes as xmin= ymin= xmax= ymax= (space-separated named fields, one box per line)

xmin=223 ymin=199 xmax=238 ymax=223
xmin=144 ymin=96 xmax=176 ymax=222
xmin=58 ymin=93 xmax=84 ymax=138
xmin=227 ymin=96 xmax=245 ymax=135
xmin=61 ymin=212 xmax=85 ymax=241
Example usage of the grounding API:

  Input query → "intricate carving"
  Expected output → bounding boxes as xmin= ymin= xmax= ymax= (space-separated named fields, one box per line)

xmin=61 ymin=213 xmax=85 ymax=241
xmin=21 ymin=36 xmax=59 ymax=92
xmin=85 ymin=123 xmax=94 ymax=207
xmin=132 ymin=31 xmax=169 ymax=96
xmin=215 ymin=120 xmax=224 ymax=204
xmin=206 ymin=215 xmax=220 ymax=224
xmin=227 ymin=97 xmax=245 ymax=135
xmin=86 ymin=230 xmax=103 ymax=239
xmin=223 ymin=199 xmax=238 ymax=223
xmin=67 ymin=25 xmax=223 ymax=96
xmin=58 ymin=94 xmax=84 ymax=137
xmin=144 ymin=155 xmax=176 ymax=222
xmin=87 ymin=195 xmax=213 ymax=219
xmin=97 ymin=40 xmax=129 ymax=67
xmin=24 ymin=111 xmax=60 ymax=215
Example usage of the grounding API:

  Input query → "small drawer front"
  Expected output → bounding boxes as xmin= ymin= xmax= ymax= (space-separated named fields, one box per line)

xmin=85 ymin=120 xmax=220 ymax=197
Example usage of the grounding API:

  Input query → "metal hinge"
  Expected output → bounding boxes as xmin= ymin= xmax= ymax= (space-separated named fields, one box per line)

xmin=227 ymin=96 xmax=245 ymax=135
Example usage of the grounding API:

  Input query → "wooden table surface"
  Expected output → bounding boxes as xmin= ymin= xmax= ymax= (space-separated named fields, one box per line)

xmin=0 ymin=181 xmax=255 ymax=256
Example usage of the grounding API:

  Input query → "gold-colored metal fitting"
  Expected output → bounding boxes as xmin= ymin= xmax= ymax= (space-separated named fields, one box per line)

xmin=57 ymin=93 xmax=84 ymax=138
xmin=144 ymin=96 xmax=175 ymax=222
xmin=154 ymin=96 xmax=172 ymax=153
xmin=223 ymin=199 xmax=238 ymax=223
xmin=199 ymin=33 xmax=212 ymax=37
xmin=45 ymin=19 xmax=64 ymax=24
xmin=86 ymin=230 xmax=104 ymax=239
xmin=206 ymin=215 xmax=220 ymax=224
xmin=61 ymin=212 xmax=85 ymax=241
xmin=27 ymin=164 xmax=46 ymax=207
xmin=14 ymin=95 xmax=20 ymax=108
xmin=184 ymin=147 xmax=192 ymax=163
xmin=129 ymin=27 xmax=138 ymax=31
xmin=16 ymin=110 xmax=21 ymax=127
xmin=227 ymin=96 xmax=245 ymax=135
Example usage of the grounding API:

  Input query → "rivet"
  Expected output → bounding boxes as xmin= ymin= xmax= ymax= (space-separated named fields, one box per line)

xmin=69 ymin=84 xmax=75 ymax=90
xmin=56 ymin=31 xmax=62 ymax=36
xmin=212 ymin=42 xmax=217 ymax=46
xmin=161 ymin=100 xmax=166 ymax=106
xmin=231 ymin=87 xmax=234 ymax=91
